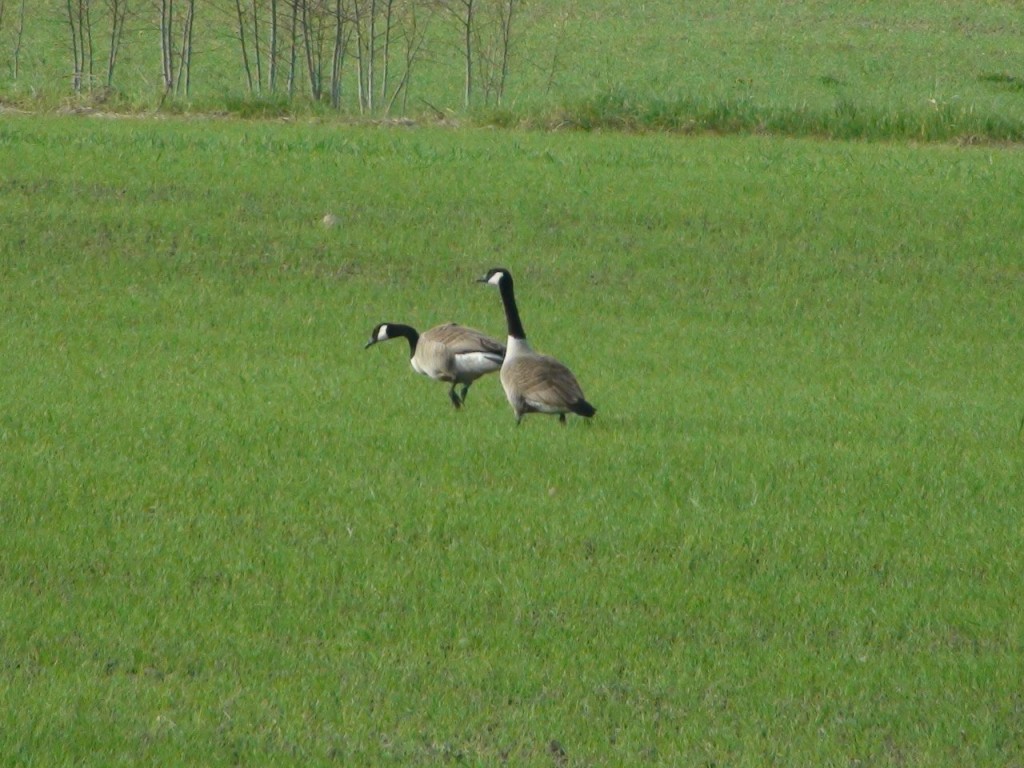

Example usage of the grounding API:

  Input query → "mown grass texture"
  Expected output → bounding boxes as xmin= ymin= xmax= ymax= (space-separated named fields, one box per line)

xmin=0 ymin=116 xmax=1022 ymax=765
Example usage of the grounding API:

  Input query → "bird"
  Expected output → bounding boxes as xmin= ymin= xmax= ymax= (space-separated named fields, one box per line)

xmin=364 ymin=322 xmax=505 ymax=408
xmin=477 ymin=267 xmax=596 ymax=425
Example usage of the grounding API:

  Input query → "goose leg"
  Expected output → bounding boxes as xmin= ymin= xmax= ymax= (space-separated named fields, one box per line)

xmin=459 ymin=383 xmax=471 ymax=404
xmin=559 ymin=414 xmax=567 ymax=425
xmin=448 ymin=385 xmax=463 ymax=409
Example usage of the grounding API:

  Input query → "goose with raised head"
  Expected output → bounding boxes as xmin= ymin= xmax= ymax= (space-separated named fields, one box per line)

xmin=477 ymin=268 xmax=596 ymax=425
xmin=364 ymin=322 xmax=505 ymax=408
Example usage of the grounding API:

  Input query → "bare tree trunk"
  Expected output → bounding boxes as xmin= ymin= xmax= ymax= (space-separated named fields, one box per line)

xmin=106 ymin=0 xmax=119 ymax=88
xmin=329 ymin=0 xmax=349 ymax=109
xmin=352 ymin=0 xmax=365 ymax=112
xmin=106 ymin=0 xmax=129 ymax=87
xmin=66 ymin=0 xmax=82 ymax=92
xmin=83 ymin=0 xmax=94 ymax=87
xmin=235 ymin=0 xmax=255 ymax=92
xmin=65 ymin=0 xmax=93 ymax=92
xmin=463 ymin=0 xmax=473 ymax=107
xmin=159 ymin=0 xmax=174 ymax=94
xmin=366 ymin=0 xmax=375 ymax=112
xmin=251 ymin=0 xmax=263 ymax=91
xmin=300 ymin=0 xmax=321 ymax=100
xmin=268 ymin=0 xmax=278 ymax=91
xmin=496 ymin=0 xmax=515 ymax=105
xmin=442 ymin=0 xmax=474 ymax=108
xmin=176 ymin=0 xmax=194 ymax=95
xmin=162 ymin=0 xmax=171 ymax=91
xmin=12 ymin=0 xmax=26 ymax=79
xmin=286 ymin=0 xmax=299 ymax=96
xmin=378 ymin=0 xmax=394 ymax=110
xmin=350 ymin=0 xmax=399 ymax=113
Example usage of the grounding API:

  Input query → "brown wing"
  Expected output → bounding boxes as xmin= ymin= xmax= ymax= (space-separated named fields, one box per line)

xmin=424 ymin=323 xmax=506 ymax=357
xmin=505 ymin=353 xmax=587 ymax=412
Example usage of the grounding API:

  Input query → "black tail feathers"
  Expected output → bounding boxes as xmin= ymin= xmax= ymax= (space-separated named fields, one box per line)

xmin=571 ymin=399 xmax=596 ymax=418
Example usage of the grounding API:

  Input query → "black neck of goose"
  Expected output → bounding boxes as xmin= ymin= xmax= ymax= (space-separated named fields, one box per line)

xmin=499 ymin=277 xmax=527 ymax=340
xmin=391 ymin=324 xmax=420 ymax=357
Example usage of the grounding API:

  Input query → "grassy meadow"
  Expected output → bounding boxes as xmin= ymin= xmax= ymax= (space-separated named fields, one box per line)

xmin=3 ymin=1 xmax=1024 ymax=140
xmin=1 ymin=114 xmax=1022 ymax=765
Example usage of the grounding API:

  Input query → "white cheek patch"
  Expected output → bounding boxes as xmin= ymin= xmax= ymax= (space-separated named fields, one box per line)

xmin=376 ymin=324 xmax=389 ymax=341
xmin=487 ymin=272 xmax=505 ymax=286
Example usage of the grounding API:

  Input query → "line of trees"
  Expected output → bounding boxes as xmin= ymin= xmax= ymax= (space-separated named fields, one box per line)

xmin=1 ymin=0 xmax=552 ymax=113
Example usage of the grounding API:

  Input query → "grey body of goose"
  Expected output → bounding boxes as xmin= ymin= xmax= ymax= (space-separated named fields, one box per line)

xmin=364 ymin=322 xmax=506 ymax=408
xmin=477 ymin=268 xmax=596 ymax=425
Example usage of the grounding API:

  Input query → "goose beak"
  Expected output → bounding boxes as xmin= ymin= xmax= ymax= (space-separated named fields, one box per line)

xmin=475 ymin=275 xmax=489 ymax=283
xmin=363 ymin=338 xmax=377 ymax=349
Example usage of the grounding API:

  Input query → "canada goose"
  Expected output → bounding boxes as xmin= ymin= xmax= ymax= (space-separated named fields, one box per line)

xmin=364 ymin=322 xmax=505 ymax=408
xmin=477 ymin=268 xmax=596 ymax=425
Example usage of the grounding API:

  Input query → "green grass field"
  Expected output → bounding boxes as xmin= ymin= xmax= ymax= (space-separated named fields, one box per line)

xmin=1 ymin=115 xmax=1022 ymax=765
xmin=4 ymin=1 xmax=1024 ymax=140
